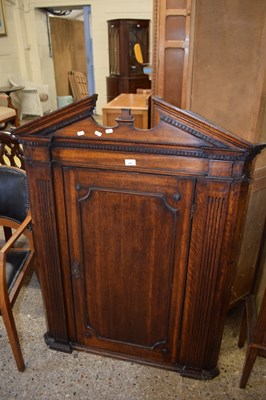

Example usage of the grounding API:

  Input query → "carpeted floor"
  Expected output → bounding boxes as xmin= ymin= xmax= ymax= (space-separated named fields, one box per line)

xmin=0 ymin=272 xmax=265 ymax=400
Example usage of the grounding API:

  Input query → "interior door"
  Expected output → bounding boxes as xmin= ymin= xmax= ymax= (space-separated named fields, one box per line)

xmin=49 ymin=16 xmax=87 ymax=96
xmin=64 ymin=167 xmax=195 ymax=364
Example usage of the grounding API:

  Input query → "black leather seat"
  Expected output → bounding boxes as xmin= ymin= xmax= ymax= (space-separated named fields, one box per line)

xmin=0 ymin=165 xmax=35 ymax=371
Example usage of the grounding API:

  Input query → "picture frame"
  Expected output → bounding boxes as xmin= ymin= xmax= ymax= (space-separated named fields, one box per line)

xmin=0 ymin=0 xmax=7 ymax=36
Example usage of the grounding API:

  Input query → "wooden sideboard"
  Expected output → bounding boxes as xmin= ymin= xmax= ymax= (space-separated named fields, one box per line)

xmin=14 ymin=96 xmax=265 ymax=380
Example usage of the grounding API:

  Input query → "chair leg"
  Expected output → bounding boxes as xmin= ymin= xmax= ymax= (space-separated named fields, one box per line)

xmin=238 ymin=306 xmax=247 ymax=348
xmin=1 ymin=302 xmax=25 ymax=371
xmin=14 ymin=112 xmax=20 ymax=127
xmin=240 ymin=346 xmax=258 ymax=389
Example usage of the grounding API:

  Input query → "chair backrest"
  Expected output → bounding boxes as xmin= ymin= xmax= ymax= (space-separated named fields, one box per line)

xmin=68 ymin=71 xmax=89 ymax=100
xmin=0 ymin=166 xmax=29 ymax=224
xmin=0 ymin=131 xmax=24 ymax=169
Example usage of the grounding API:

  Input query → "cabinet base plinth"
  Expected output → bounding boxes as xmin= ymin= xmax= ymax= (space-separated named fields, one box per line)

xmin=179 ymin=365 xmax=220 ymax=380
xmin=46 ymin=341 xmax=219 ymax=381
xmin=44 ymin=333 xmax=73 ymax=354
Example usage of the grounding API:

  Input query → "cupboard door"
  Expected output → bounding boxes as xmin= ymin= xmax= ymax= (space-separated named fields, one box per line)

xmin=64 ymin=168 xmax=195 ymax=364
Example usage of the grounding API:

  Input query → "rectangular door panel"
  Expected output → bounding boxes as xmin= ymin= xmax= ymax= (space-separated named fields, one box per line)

xmin=64 ymin=168 xmax=194 ymax=363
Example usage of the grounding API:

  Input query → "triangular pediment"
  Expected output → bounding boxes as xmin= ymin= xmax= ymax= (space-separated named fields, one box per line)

xmin=152 ymin=97 xmax=253 ymax=151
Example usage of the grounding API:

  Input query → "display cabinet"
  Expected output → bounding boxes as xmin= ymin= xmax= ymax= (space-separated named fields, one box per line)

xmin=106 ymin=19 xmax=151 ymax=102
xmin=14 ymin=95 xmax=265 ymax=380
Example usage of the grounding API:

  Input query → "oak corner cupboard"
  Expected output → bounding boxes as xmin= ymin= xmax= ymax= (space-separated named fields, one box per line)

xmin=14 ymin=95 xmax=265 ymax=380
xmin=106 ymin=18 xmax=151 ymax=102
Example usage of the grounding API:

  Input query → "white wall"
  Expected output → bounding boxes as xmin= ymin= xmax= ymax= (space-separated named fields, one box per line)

xmin=0 ymin=1 xmax=22 ymax=85
xmin=34 ymin=9 xmax=57 ymax=110
xmin=0 ymin=0 xmax=152 ymax=114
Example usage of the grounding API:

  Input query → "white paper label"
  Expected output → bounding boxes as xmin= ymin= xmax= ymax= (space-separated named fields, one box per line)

xmin=77 ymin=130 xmax=85 ymax=136
xmin=94 ymin=130 xmax=102 ymax=137
xmin=125 ymin=159 xmax=136 ymax=166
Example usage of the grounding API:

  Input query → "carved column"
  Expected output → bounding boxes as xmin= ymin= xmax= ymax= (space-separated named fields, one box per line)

xmin=22 ymin=140 xmax=71 ymax=353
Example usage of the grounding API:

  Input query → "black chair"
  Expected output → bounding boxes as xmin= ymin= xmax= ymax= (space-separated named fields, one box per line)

xmin=0 ymin=165 xmax=34 ymax=371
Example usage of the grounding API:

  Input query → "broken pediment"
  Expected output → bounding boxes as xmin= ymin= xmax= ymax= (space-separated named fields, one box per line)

xmin=14 ymin=94 xmax=264 ymax=163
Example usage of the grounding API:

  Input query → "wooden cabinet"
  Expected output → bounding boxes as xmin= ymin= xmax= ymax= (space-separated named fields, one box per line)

xmin=14 ymin=96 xmax=264 ymax=380
xmin=106 ymin=19 xmax=151 ymax=102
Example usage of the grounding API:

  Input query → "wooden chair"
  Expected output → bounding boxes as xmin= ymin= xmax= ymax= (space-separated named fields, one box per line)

xmin=68 ymin=70 xmax=88 ymax=100
xmin=0 ymin=94 xmax=19 ymax=128
xmin=0 ymin=164 xmax=34 ymax=371
xmin=238 ymin=220 xmax=266 ymax=388
xmin=238 ymin=290 xmax=266 ymax=388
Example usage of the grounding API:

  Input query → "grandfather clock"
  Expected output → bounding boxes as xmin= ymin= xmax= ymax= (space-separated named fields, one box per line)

xmin=106 ymin=19 xmax=151 ymax=102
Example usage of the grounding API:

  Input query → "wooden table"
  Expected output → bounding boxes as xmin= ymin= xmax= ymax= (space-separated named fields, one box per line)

xmin=102 ymin=93 xmax=150 ymax=129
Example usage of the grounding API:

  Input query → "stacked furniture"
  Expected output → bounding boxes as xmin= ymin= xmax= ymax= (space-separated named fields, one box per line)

xmin=68 ymin=71 xmax=89 ymax=101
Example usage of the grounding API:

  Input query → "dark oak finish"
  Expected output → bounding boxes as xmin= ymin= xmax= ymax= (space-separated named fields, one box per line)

xmin=14 ymin=95 xmax=265 ymax=380
xmin=107 ymin=19 xmax=151 ymax=102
